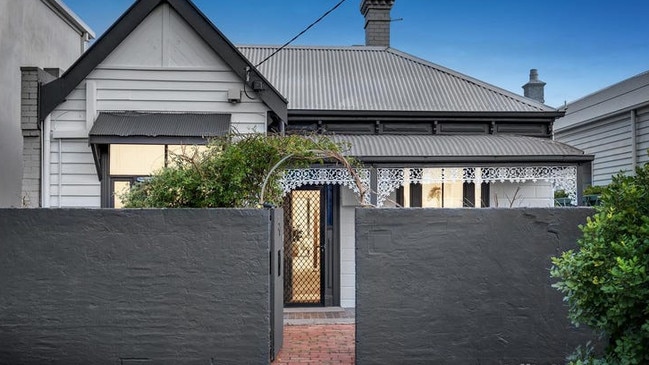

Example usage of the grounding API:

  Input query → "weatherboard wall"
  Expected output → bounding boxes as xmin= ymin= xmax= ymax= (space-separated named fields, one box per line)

xmin=46 ymin=4 xmax=269 ymax=207
xmin=555 ymin=105 xmax=649 ymax=186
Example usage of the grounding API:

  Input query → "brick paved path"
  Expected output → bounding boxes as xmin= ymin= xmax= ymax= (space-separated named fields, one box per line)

xmin=272 ymin=324 xmax=355 ymax=364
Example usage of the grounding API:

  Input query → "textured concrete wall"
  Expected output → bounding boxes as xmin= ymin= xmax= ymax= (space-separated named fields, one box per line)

xmin=356 ymin=207 xmax=600 ymax=364
xmin=0 ymin=0 xmax=86 ymax=207
xmin=0 ymin=209 xmax=272 ymax=364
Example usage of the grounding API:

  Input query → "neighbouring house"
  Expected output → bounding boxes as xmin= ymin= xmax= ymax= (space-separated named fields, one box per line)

xmin=30 ymin=0 xmax=591 ymax=308
xmin=554 ymin=70 xmax=649 ymax=191
xmin=0 ymin=0 xmax=94 ymax=208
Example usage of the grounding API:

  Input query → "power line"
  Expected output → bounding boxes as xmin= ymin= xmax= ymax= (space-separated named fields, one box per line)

xmin=254 ymin=0 xmax=347 ymax=68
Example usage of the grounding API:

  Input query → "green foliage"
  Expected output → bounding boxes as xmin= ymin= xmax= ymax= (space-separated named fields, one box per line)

xmin=551 ymin=164 xmax=649 ymax=364
xmin=584 ymin=185 xmax=607 ymax=196
xmin=121 ymin=133 xmax=351 ymax=208
xmin=555 ymin=189 xmax=569 ymax=199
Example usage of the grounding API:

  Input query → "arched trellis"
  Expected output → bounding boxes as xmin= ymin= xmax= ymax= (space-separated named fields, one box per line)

xmin=279 ymin=165 xmax=578 ymax=207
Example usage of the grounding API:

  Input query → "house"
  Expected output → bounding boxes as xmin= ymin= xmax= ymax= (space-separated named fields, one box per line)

xmin=554 ymin=70 xmax=649 ymax=190
xmin=0 ymin=0 xmax=94 ymax=207
xmin=30 ymin=0 xmax=591 ymax=308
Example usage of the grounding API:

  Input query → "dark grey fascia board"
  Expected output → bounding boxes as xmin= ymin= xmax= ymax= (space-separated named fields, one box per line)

xmin=40 ymin=0 xmax=287 ymax=123
xmin=350 ymin=154 xmax=595 ymax=165
xmin=89 ymin=136 xmax=212 ymax=145
xmin=288 ymin=109 xmax=565 ymax=121
xmin=40 ymin=0 xmax=159 ymax=121
xmin=39 ymin=0 xmax=161 ymax=121
xmin=168 ymin=0 xmax=287 ymax=122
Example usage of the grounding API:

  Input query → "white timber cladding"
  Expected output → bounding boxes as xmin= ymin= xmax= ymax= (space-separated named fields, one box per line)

xmin=555 ymin=112 xmax=634 ymax=186
xmin=47 ymin=4 xmax=269 ymax=207
xmin=49 ymin=139 xmax=100 ymax=208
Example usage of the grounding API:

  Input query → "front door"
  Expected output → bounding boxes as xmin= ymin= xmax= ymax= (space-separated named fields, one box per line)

xmin=283 ymin=186 xmax=337 ymax=306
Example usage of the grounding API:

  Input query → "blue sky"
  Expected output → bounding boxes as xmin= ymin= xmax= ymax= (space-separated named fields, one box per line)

xmin=64 ymin=0 xmax=649 ymax=108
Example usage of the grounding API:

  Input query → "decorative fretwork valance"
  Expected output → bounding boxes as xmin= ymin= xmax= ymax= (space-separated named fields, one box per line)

xmin=280 ymin=165 xmax=578 ymax=207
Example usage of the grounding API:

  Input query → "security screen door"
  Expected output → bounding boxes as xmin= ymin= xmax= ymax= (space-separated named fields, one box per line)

xmin=283 ymin=187 xmax=329 ymax=306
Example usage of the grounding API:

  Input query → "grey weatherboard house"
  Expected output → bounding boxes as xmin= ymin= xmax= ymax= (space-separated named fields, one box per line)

xmin=28 ymin=0 xmax=591 ymax=309
xmin=554 ymin=69 xmax=649 ymax=189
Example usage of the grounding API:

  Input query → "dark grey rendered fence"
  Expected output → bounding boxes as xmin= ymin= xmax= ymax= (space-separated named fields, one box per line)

xmin=0 ymin=208 xmax=281 ymax=364
xmin=356 ymin=207 xmax=601 ymax=364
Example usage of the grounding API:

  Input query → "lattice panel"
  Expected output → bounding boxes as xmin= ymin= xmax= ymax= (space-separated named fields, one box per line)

xmin=283 ymin=190 xmax=322 ymax=305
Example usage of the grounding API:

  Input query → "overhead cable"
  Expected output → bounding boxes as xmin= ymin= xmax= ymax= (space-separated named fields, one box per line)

xmin=254 ymin=0 xmax=347 ymax=68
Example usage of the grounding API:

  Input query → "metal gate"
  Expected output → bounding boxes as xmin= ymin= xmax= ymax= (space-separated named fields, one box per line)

xmin=283 ymin=189 xmax=323 ymax=305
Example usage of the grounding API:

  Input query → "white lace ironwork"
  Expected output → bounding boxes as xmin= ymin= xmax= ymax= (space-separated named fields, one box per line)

xmin=280 ymin=165 xmax=578 ymax=207
xmin=376 ymin=166 xmax=578 ymax=206
xmin=280 ymin=168 xmax=371 ymax=204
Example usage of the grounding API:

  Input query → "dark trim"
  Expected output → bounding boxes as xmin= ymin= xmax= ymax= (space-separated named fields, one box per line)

xmin=288 ymin=109 xmax=565 ymax=120
xmin=396 ymin=186 xmax=404 ymax=206
xmin=463 ymin=182 xmax=476 ymax=207
xmin=40 ymin=0 xmax=287 ymax=122
xmin=409 ymin=183 xmax=422 ymax=207
xmin=100 ymin=147 xmax=110 ymax=208
xmin=481 ymin=183 xmax=490 ymax=208
xmin=353 ymin=155 xmax=595 ymax=164
xmin=89 ymin=136 xmax=212 ymax=145
xmin=169 ymin=0 xmax=286 ymax=120
xmin=331 ymin=185 xmax=341 ymax=307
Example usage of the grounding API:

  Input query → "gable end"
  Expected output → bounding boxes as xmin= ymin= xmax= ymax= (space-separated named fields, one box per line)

xmin=40 ymin=0 xmax=287 ymax=123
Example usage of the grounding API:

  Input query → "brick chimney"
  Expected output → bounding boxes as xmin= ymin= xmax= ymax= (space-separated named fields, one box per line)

xmin=522 ymin=69 xmax=546 ymax=103
xmin=360 ymin=0 xmax=395 ymax=47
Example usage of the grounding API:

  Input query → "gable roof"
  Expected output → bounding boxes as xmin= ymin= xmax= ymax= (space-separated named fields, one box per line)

xmin=239 ymin=45 xmax=560 ymax=115
xmin=555 ymin=69 xmax=649 ymax=131
xmin=39 ymin=0 xmax=287 ymax=122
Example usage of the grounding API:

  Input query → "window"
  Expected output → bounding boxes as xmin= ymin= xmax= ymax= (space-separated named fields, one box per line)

xmin=107 ymin=144 xmax=207 ymax=208
xmin=396 ymin=168 xmax=490 ymax=208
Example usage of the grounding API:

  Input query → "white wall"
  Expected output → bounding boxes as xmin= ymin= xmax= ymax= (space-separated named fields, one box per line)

xmin=339 ymin=187 xmax=360 ymax=308
xmin=47 ymin=4 xmax=269 ymax=207
xmin=0 ymin=0 xmax=88 ymax=207
xmin=489 ymin=181 xmax=554 ymax=208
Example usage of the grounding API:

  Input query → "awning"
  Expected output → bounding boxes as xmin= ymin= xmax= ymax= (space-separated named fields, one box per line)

xmin=327 ymin=134 xmax=593 ymax=164
xmin=89 ymin=111 xmax=231 ymax=145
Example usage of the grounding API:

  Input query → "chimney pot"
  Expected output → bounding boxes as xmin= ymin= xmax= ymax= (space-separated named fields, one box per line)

xmin=522 ymin=68 xmax=546 ymax=104
xmin=529 ymin=69 xmax=539 ymax=81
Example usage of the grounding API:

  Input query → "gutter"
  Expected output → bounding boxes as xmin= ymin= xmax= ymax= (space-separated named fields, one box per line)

xmin=41 ymin=0 xmax=95 ymax=39
xmin=288 ymin=109 xmax=566 ymax=120
xmin=350 ymin=154 xmax=595 ymax=165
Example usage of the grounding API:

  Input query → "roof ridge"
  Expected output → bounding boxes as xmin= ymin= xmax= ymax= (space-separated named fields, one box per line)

xmin=237 ymin=44 xmax=388 ymax=51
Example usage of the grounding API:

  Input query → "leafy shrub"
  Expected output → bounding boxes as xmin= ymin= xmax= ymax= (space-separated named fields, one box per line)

xmin=121 ymin=133 xmax=354 ymax=208
xmin=584 ymin=185 xmax=607 ymax=196
xmin=551 ymin=163 xmax=649 ymax=364
xmin=555 ymin=189 xmax=569 ymax=199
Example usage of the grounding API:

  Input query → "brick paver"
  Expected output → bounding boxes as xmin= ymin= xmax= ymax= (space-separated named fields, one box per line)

xmin=272 ymin=324 xmax=355 ymax=364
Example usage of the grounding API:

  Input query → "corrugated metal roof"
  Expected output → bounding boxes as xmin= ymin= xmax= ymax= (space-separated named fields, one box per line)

xmin=238 ymin=45 xmax=554 ymax=113
xmin=555 ymin=70 xmax=649 ymax=131
xmin=328 ymin=134 xmax=589 ymax=162
xmin=89 ymin=111 xmax=230 ymax=137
